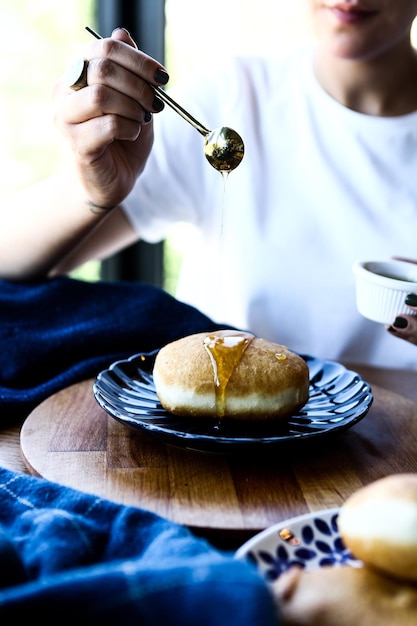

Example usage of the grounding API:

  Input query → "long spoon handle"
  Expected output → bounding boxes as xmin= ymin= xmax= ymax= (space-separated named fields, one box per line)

xmin=85 ymin=26 xmax=210 ymax=137
xmin=152 ymin=85 xmax=209 ymax=136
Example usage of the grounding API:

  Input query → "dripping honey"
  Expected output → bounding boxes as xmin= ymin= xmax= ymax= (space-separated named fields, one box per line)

xmin=203 ymin=330 xmax=254 ymax=417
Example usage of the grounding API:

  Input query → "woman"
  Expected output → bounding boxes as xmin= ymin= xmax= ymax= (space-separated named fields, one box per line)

xmin=2 ymin=1 xmax=417 ymax=367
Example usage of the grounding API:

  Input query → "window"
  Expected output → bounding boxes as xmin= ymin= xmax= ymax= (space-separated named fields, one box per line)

xmin=0 ymin=0 xmax=97 ymax=279
xmin=0 ymin=0 xmax=94 ymax=192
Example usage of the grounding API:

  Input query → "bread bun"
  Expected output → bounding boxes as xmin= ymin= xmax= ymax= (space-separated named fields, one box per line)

xmin=153 ymin=330 xmax=309 ymax=420
xmin=338 ymin=474 xmax=417 ymax=583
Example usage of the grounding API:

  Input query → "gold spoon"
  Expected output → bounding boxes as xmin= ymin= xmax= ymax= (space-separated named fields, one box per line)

xmin=86 ymin=27 xmax=244 ymax=172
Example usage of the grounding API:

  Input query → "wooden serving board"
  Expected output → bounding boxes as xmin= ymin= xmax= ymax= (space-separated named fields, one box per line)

xmin=20 ymin=378 xmax=417 ymax=539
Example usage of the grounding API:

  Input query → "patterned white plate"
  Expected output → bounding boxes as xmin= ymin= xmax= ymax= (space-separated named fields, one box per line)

xmin=235 ymin=508 xmax=360 ymax=581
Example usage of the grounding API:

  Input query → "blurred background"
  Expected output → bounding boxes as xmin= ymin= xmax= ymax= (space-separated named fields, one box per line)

xmin=0 ymin=0 xmax=310 ymax=287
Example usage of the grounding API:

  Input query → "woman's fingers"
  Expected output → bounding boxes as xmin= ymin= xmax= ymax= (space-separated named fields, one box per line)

xmin=58 ymin=57 xmax=163 ymax=125
xmin=56 ymin=32 xmax=169 ymax=141
xmin=78 ymin=57 xmax=164 ymax=114
xmin=66 ymin=116 xmax=144 ymax=158
xmin=387 ymin=300 xmax=417 ymax=346
xmin=58 ymin=82 xmax=147 ymax=126
xmin=50 ymin=29 xmax=166 ymax=207
xmin=110 ymin=26 xmax=138 ymax=49
xmin=273 ymin=565 xmax=417 ymax=626
xmin=84 ymin=35 xmax=169 ymax=89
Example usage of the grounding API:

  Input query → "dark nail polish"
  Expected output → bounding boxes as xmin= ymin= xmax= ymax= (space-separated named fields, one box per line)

xmin=393 ymin=316 xmax=408 ymax=329
xmin=152 ymin=96 xmax=165 ymax=112
xmin=144 ymin=111 xmax=152 ymax=123
xmin=405 ymin=293 xmax=417 ymax=306
xmin=154 ymin=68 xmax=169 ymax=85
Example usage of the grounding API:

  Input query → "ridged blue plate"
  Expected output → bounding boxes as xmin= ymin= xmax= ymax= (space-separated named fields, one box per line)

xmin=93 ymin=351 xmax=373 ymax=454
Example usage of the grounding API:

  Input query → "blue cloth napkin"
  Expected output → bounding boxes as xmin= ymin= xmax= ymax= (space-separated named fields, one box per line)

xmin=0 ymin=468 xmax=277 ymax=624
xmin=0 ymin=277 xmax=278 ymax=623
xmin=0 ymin=276 xmax=232 ymax=423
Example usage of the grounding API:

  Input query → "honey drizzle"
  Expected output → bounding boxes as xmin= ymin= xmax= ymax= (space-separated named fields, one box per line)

xmin=220 ymin=170 xmax=229 ymax=235
xmin=203 ymin=330 xmax=254 ymax=417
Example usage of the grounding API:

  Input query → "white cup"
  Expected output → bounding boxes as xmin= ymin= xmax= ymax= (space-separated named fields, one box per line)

xmin=353 ymin=260 xmax=417 ymax=324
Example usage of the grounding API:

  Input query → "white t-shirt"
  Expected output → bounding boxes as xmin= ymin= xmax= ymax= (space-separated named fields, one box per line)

xmin=123 ymin=46 xmax=417 ymax=370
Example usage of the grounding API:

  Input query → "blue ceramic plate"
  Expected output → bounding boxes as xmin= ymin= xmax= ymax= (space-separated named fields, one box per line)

xmin=93 ymin=351 xmax=373 ymax=454
xmin=235 ymin=508 xmax=361 ymax=580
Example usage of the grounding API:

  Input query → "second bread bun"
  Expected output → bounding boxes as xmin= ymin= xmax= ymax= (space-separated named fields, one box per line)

xmin=338 ymin=473 xmax=417 ymax=583
xmin=153 ymin=330 xmax=309 ymax=420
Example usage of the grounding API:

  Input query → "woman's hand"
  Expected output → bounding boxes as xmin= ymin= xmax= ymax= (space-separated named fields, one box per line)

xmin=387 ymin=258 xmax=417 ymax=346
xmin=53 ymin=28 xmax=169 ymax=210
xmin=387 ymin=292 xmax=417 ymax=346
xmin=272 ymin=565 xmax=417 ymax=626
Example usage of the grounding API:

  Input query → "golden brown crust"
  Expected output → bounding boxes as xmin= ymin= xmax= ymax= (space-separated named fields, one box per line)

xmin=338 ymin=474 xmax=417 ymax=583
xmin=153 ymin=330 xmax=310 ymax=420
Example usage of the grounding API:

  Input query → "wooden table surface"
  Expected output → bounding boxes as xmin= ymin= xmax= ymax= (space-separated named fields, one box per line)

xmin=1 ymin=363 xmax=416 ymax=548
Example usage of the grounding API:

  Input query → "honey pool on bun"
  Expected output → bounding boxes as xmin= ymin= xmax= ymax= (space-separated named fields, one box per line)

xmin=153 ymin=329 xmax=310 ymax=420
